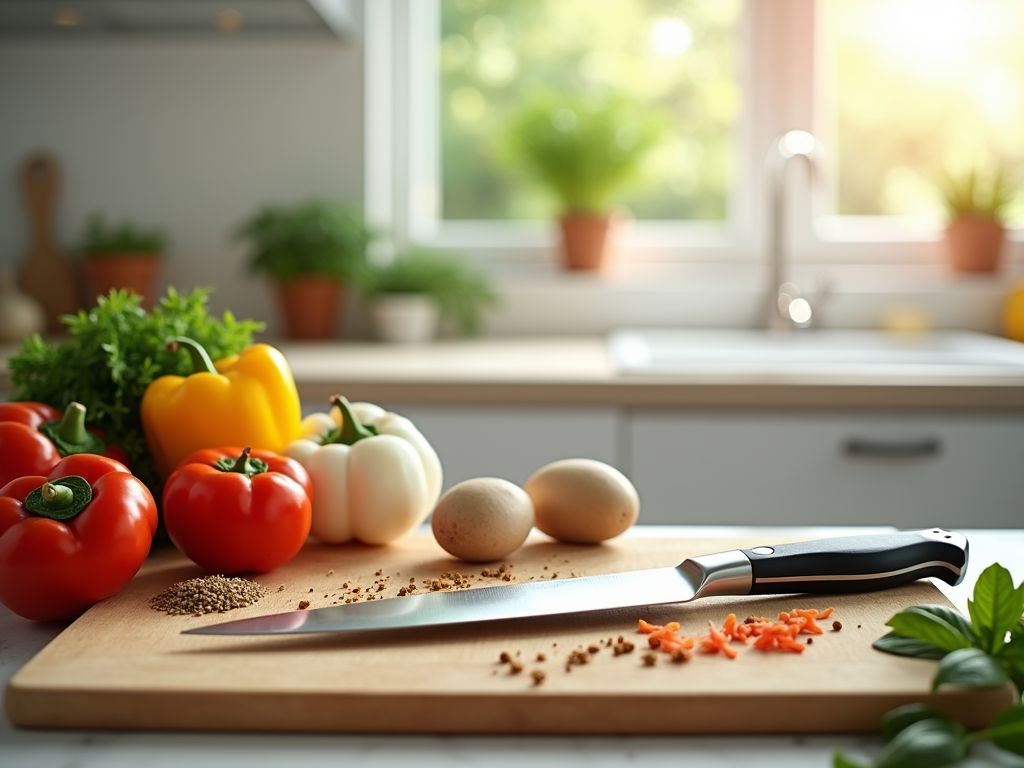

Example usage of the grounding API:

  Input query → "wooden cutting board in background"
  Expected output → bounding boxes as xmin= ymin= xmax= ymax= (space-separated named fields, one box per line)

xmin=4 ymin=533 xmax=1014 ymax=734
xmin=18 ymin=153 xmax=80 ymax=332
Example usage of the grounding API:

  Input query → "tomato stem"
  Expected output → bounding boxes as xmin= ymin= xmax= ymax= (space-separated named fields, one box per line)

xmin=167 ymin=336 xmax=218 ymax=375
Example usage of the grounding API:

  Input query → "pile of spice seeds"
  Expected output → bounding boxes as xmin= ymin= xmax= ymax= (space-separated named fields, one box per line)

xmin=150 ymin=575 xmax=268 ymax=616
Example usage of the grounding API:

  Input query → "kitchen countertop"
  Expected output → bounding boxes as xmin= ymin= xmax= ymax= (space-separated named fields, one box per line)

xmin=2 ymin=525 xmax=1022 ymax=768
xmin=4 ymin=335 xmax=1024 ymax=410
xmin=277 ymin=337 xmax=1024 ymax=409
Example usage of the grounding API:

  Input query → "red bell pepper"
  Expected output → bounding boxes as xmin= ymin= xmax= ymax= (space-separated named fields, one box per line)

xmin=163 ymin=447 xmax=312 ymax=575
xmin=0 ymin=453 xmax=157 ymax=622
xmin=176 ymin=445 xmax=314 ymax=504
xmin=0 ymin=401 xmax=130 ymax=489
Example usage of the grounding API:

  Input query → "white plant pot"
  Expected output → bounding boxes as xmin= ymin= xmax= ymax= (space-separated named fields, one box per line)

xmin=370 ymin=294 xmax=441 ymax=344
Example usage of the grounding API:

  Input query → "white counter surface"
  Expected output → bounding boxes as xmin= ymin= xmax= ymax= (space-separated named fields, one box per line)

xmin=2 ymin=526 xmax=1022 ymax=768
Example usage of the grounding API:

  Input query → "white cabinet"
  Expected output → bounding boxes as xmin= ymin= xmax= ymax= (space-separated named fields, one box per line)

xmin=364 ymin=403 xmax=1022 ymax=529
xmin=385 ymin=404 xmax=621 ymax=493
xmin=627 ymin=411 xmax=1024 ymax=528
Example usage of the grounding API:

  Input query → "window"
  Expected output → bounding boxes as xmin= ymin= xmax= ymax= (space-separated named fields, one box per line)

xmin=439 ymin=1 xmax=742 ymax=223
xmin=819 ymin=0 xmax=1024 ymax=227
xmin=365 ymin=0 xmax=1021 ymax=272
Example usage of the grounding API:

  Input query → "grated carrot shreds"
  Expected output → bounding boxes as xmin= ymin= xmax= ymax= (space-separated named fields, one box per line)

xmin=636 ymin=607 xmax=834 ymax=661
xmin=698 ymin=620 xmax=739 ymax=659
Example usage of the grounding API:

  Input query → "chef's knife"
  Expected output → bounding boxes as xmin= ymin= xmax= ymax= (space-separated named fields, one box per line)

xmin=184 ymin=529 xmax=967 ymax=637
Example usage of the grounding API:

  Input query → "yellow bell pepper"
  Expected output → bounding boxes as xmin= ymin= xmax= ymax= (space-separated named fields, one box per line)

xmin=141 ymin=336 xmax=302 ymax=478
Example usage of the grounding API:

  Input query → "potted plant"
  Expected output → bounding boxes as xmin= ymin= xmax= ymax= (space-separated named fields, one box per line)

xmin=937 ymin=165 xmax=1016 ymax=273
xmin=363 ymin=250 xmax=496 ymax=343
xmin=503 ymin=91 xmax=668 ymax=271
xmin=78 ymin=213 xmax=167 ymax=308
xmin=236 ymin=200 xmax=370 ymax=339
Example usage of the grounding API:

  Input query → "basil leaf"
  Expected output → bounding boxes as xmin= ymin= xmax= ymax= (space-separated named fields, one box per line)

xmin=933 ymin=647 xmax=1010 ymax=691
xmin=875 ymin=719 xmax=968 ymax=768
xmin=873 ymin=632 xmax=947 ymax=659
xmin=969 ymin=564 xmax=1024 ymax=655
xmin=999 ymin=658 xmax=1024 ymax=702
xmin=886 ymin=605 xmax=976 ymax=654
xmin=881 ymin=704 xmax=953 ymax=742
xmin=986 ymin=703 xmax=1024 ymax=756
xmin=832 ymin=753 xmax=868 ymax=768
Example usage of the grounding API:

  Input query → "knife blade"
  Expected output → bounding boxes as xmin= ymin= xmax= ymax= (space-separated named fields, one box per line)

xmin=184 ymin=528 xmax=968 ymax=637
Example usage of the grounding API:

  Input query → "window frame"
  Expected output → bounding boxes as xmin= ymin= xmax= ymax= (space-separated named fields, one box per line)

xmin=363 ymin=0 xmax=1020 ymax=274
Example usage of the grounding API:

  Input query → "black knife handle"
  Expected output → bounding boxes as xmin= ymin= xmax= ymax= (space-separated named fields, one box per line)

xmin=741 ymin=529 xmax=969 ymax=595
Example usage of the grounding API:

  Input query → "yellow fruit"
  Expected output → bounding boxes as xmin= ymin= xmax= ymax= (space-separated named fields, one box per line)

xmin=1004 ymin=283 xmax=1024 ymax=343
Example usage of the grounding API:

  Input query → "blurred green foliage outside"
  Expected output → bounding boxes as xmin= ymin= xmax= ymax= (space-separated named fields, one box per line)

xmin=439 ymin=0 xmax=741 ymax=222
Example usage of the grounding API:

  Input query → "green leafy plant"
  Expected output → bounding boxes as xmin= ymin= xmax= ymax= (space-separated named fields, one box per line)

xmin=502 ymin=91 xmax=669 ymax=214
xmin=6 ymin=288 xmax=264 ymax=515
xmin=235 ymin=200 xmax=371 ymax=283
xmin=79 ymin=213 xmax=168 ymax=256
xmin=363 ymin=250 xmax=497 ymax=335
xmin=937 ymin=166 xmax=1016 ymax=223
xmin=835 ymin=563 xmax=1024 ymax=767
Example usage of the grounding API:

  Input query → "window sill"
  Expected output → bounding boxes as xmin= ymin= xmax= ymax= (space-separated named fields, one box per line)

xmin=481 ymin=261 xmax=1023 ymax=337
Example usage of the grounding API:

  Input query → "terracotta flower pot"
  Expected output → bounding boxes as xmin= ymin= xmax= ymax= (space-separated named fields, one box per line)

xmin=277 ymin=276 xmax=344 ymax=340
xmin=943 ymin=215 xmax=1006 ymax=273
xmin=558 ymin=212 xmax=616 ymax=271
xmin=83 ymin=252 xmax=161 ymax=308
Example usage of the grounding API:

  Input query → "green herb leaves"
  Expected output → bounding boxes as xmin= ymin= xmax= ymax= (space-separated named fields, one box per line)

xmin=970 ymin=564 xmax=1024 ymax=655
xmin=7 ymin=288 xmax=264 ymax=523
xmin=883 ymin=604 xmax=976 ymax=655
xmin=834 ymin=703 xmax=1024 ymax=768
xmin=873 ymin=564 xmax=1024 ymax=692
xmin=836 ymin=562 xmax=1024 ymax=768
xmin=932 ymin=648 xmax=1009 ymax=692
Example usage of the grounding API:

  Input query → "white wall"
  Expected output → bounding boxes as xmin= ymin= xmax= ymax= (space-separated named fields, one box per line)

xmin=0 ymin=36 xmax=364 ymax=336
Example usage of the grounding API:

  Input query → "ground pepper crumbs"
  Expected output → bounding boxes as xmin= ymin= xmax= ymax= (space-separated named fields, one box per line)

xmin=613 ymin=636 xmax=636 ymax=656
xmin=642 ymin=652 xmax=658 ymax=666
xmin=423 ymin=572 xmax=473 ymax=591
xmin=480 ymin=564 xmax=516 ymax=582
xmin=832 ymin=620 xmax=843 ymax=631
xmin=531 ymin=670 xmax=546 ymax=686
xmin=298 ymin=600 xmax=311 ymax=610
xmin=536 ymin=653 xmax=546 ymax=662
xmin=276 ymin=584 xmax=285 ymax=592
xmin=150 ymin=575 xmax=268 ymax=616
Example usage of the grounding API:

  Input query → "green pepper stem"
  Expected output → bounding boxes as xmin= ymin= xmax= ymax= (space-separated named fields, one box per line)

xmin=41 ymin=482 xmax=74 ymax=508
xmin=213 ymin=447 xmax=269 ymax=478
xmin=24 ymin=476 xmax=94 ymax=521
xmin=331 ymin=396 xmax=377 ymax=446
xmin=54 ymin=402 xmax=89 ymax=445
xmin=38 ymin=402 xmax=105 ymax=457
xmin=167 ymin=336 xmax=218 ymax=375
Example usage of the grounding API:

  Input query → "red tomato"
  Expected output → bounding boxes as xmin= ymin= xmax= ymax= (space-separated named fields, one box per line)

xmin=0 ymin=454 xmax=158 ymax=622
xmin=0 ymin=401 xmax=131 ymax=489
xmin=163 ymin=447 xmax=312 ymax=575
xmin=176 ymin=446 xmax=314 ymax=504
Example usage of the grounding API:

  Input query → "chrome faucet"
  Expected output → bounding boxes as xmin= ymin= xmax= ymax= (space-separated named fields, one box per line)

xmin=764 ymin=129 xmax=823 ymax=331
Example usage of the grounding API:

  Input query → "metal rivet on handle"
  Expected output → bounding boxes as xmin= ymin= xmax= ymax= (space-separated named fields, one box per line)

xmin=751 ymin=546 xmax=774 ymax=555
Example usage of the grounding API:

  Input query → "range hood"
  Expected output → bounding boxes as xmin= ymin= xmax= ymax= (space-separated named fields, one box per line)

xmin=0 ymin=0 xmax=356 ymax=40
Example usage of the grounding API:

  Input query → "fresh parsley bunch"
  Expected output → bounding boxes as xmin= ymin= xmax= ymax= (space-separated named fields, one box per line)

xmin=836 ymin=563 xmax=1024 ymax=768
xmin=7 ymin=287 xmax=264 ymax=513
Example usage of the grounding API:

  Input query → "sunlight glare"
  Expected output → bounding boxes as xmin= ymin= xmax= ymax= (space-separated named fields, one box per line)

xmin=649 ymin=18 xmax=693 ymax=58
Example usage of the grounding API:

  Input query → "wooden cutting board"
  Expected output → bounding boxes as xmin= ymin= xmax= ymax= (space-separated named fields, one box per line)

xmin=4 ymin=532 xmax=1014 ymax=734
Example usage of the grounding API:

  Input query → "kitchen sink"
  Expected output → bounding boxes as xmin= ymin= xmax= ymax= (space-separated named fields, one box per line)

xmin=607 ymin=329 xmax=1024 ymax=375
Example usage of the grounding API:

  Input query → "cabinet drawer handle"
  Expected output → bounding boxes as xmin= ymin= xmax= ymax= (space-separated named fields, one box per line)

xmin=843 ymin=437 xmax=941 ymax=458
